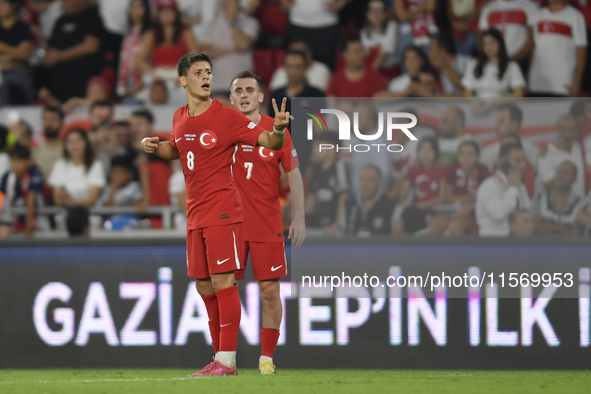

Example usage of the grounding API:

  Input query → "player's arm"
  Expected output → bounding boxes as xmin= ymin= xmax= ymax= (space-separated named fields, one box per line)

xmin=256 ymin=98 xmax=291 ymax=150
xmin=141 ymin=137 xmax=180 ymax=160
xmin=287 ymin=167 xmax=306 ymax=248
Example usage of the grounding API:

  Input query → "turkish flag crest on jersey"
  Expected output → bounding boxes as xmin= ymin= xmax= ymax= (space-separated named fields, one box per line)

xmin=199 ymin=130 xmax=218 ymax=149
xmin=258 ymin=146 xmax=275 ymax=162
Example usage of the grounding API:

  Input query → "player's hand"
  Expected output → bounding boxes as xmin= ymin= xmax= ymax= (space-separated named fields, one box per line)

xmin=289 ymin=215 xmax=306 ymax=248
xmin=141 ymin=137 xmax=161 ymax=154
xmin=272 ymin=97 xmax=293 ymax=131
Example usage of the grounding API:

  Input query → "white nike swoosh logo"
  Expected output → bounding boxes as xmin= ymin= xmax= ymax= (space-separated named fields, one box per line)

xmin=220 ymin=323 xmax=232 ymax=327
xmin=271 ymin=265 xmax=283 ymax=272
xmin=175 ymin=137 xmax=182 ymax=143
xmin=217 ymin=258 xmax=230 ymax=265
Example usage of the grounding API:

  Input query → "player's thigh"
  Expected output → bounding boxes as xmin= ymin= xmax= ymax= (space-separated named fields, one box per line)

xmin=187 ymin=229 xmax=209 ymax=279
xmin=249 ymin=242 xmax=287 ymax=280
xmin=234 ymin=240 xmax=250 ymax=281
xmin=203 ymin=222 xmax=245 ymax=275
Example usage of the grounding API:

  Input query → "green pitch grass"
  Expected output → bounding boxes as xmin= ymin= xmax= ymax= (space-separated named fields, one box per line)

xmin=1 ymin=369 xmax=590 ymax=394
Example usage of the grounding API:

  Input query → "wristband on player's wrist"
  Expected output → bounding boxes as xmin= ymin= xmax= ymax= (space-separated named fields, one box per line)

xmin=272 ymin=127 xmax=285 ymax=135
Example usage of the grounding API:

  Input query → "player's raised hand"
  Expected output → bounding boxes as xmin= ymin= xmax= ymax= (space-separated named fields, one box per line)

xmin=272 ymin=97 xmax=293 ymax=131
xmin=141 ymin=137 xmax=161 ymax=154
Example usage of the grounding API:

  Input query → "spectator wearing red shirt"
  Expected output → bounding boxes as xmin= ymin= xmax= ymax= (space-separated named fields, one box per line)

xmin=443 ymin=140 xmax=490 ymax=234
xmin=393 ymin=137 xmax=451 ymax=234
xmin=326 ymin=36 xmax=387 ymax=98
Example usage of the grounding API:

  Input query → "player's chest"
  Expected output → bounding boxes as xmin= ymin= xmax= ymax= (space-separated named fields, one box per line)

xmin=173 ymin=126 xmax=230 ymax=156
xmin=236 ymin=143 xmax=279 ymax=165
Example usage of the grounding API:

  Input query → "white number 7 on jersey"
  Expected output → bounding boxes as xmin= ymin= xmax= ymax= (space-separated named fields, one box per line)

xmin=244 ymin=162 xmax=253 ymax=179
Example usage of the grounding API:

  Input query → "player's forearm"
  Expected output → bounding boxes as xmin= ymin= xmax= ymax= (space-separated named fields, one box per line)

xmin=572 ymin=47 xmax=587 ymax=94
xmin=258 ymin=131 xmax=285 ymax=150
xmin=154 ymin=142 xmax=181 ymax=160
xmin=288 ymin=168 xmax=305 ymax=219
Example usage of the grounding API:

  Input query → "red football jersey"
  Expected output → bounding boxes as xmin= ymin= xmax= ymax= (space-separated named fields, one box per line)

xmin=170 ymin=99 xmax=267 ymax=229
xmin=405 ymin=165 xmax=449 ymax=204
xmin=234 ymin=114 xmax=299 ymax=242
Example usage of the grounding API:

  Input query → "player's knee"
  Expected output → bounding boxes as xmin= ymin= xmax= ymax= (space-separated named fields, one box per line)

xmin=211 ymin=273 xmax=234 ymax=292
xmin=195 ymin=278 xmax=214 ymax=296
xmin=260 ymin=281 xmax=280 ymax=306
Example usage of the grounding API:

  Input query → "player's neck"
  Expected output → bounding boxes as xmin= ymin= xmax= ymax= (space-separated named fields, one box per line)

xmin=187 ymin=96 xmax=213 ymax=117
xmin=244 ymin=110 xmax=261 ymax=125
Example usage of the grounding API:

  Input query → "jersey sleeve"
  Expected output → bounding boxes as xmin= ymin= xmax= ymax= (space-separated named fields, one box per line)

xmin=279 ymin=129 xmax=299 ymax=172
xmin=227 ymin=108 xmax=267 ymax=146
xmin=573 ymin=10 xmax=587 ymax=47
xmin=169 ymin=109 xmax=180 ymax=151
xmin=507 ymin=61 xmax=526 ymax=89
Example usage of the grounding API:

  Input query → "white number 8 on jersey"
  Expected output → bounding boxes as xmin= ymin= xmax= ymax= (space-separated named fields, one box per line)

xmin=187 ymin=151 xmax=195 ymax=170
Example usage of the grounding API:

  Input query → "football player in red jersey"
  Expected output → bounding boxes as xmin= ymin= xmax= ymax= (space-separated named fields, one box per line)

xmin=141 ymin=52 xmax=291 ymax=376
xmin=228 ymin=71 xmax=306 ymax=374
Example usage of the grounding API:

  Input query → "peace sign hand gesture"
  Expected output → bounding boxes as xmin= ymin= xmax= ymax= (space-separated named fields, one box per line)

xmin=272 ymin=97 xmax=293 ymax=131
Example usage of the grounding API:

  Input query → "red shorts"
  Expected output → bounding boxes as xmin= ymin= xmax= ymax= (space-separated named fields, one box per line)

xmin=186 ymin=223 xmax=244 ymax=279
xmin=234 ymin=241 xmax=287 ymax=281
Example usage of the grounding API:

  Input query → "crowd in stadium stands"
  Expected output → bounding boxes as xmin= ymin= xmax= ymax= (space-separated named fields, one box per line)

xmin=1 ymin=0 xmax=591 ymax=238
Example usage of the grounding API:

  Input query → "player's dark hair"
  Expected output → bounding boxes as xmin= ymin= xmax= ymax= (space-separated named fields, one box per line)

xmin=67 ymin=207 xmax=90 ymax=237
xmin=499 ymin=103 xmax=523 ymax=126
xmin=499 ymin=143 xmax=522 ymax=159
xmin=416 ymin=137 xmax=440 ymax=167
xmin=131 ymin=108 xmax=154 ymax=124
xmin=128 ymin=0 xmax=151 ymax=34
xmin=44 ymin=105 xmax=64 ymax=121
xmin=432 ymin=32 xmax=457 ymax=57
xmin=153 ymin=5 xmax=183 ymax=45
xmin=341 ymin=34 xmax=362 ymax=52
xmin=230 ymin=70 xmax=264 ymax=91
xmin=90 ymin=100 xmax=114 ymax=114
xmin=63 ymin=129 xmax=95 ymax=172
xmin=475 ymin=28 xmax=509 ymax=80
xmin=458 ymin=140 xmax=480 ymax=157
xmin=284 ymin=50 xmax=308 ymax=66
xmin=177 ymin=52 xmax=213 ymax=77
xmin=0 ymin=125 xmax=7 ymax=151
xmin=9 ymin=143 xmax=31 ymax=160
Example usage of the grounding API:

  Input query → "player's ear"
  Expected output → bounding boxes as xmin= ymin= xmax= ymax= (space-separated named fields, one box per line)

xmin=229 ymin=94 xmax=234 ymax=105
xmin=258 ymin=92 xmax=264 ymax=104
xmin=179 ymin=76 xmax=186 ymax=88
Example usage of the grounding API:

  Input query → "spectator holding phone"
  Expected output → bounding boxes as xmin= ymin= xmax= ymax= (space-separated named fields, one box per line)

xmin=476 ymin=143 xmax=530 ymax=236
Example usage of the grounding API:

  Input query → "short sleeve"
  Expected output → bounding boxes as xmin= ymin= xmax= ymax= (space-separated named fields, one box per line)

xmin=388 ymin=75 xmax=409 ymax=93
xmin=239 ymin=15 xmax=259 ymax=39
xmin=88 ymin=161 xmax=107 ymax=188
xmin=325 ymin=72 xmax=338 ymax=96
xmin=507 ymin=61 xmax=526 ymax=89
xmin=461 ymin=62 xmax=476 ymax=90
xmin=525 ymin=3 xmax=540 ymax=25
xmin=16 ymin=22 xmax=33 ymax=43
xmin=573 ymin=10 xmax=587 ymax=47
xmin=279 ymin=130 xmax=299 ymax=172
xmin=384 ymin=21 xmax=397 ymax=54
xmin=83 ymin=8 xmax=104 ymax=39
xmin=47 ymin=159 xmax=65 ymax=187
xmin=227 ymin=108 xmax=266 ymax=146
xmin=170 ymin=110 xmax=181 ymax=151
xmin=28 ymin=167 xmax=45 ymax=193
xmin=478 ymin=6 xmax=490 ymax=30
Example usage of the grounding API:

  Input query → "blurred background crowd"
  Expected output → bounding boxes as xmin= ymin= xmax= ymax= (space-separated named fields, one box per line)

xmin=1 ymin=0 xmax=591 ymax=239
